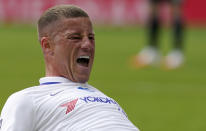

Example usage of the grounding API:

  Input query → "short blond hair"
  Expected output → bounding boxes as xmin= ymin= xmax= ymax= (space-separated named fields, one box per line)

xmin=37 ymin=5 xmax=89 ymax=40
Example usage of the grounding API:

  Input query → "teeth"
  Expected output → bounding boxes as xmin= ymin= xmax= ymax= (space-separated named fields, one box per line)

xmin=79 ymin=56 xmax=90 ymax=59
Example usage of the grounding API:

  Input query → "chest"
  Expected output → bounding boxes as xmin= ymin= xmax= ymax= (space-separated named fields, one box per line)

xmin=34 ymin=88 xmax=126 ymax=131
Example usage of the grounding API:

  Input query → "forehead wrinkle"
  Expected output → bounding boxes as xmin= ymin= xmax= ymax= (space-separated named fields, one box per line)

xmin=46 ymin=17 xmax=93 ymax=40
xmin=49 ymin=18 xmax=81 ymax=38
xmin=48 ymin=19 xmax=68 ymax=38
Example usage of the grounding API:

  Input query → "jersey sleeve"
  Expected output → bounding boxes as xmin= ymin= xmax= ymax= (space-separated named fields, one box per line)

xmin=0 ymin=92 xmax=35 ymax=131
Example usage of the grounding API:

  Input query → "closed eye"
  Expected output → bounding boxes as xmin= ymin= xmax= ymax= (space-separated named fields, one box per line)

xmin=67 ymin=36 xmax=81 ymax=40
xmin=88 ymin=34 xmax=95 ymax=40
xmin=89 ymin=36 xmax=94 ymax=40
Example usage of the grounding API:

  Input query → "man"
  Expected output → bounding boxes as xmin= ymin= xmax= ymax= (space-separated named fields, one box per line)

xmin=134 ymin=0 xmax=184 ymax=69
xmin=0 ymin=5 xmax=139 ymax=131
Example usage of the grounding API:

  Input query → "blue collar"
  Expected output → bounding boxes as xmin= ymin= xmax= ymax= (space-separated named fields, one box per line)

xmin=39 ymin=77 xmax=72 ymax=85
xmin=40 ymin=82 xmax=61 ymax=85
xmin=39 ymin=76 xmax=88 ymax=86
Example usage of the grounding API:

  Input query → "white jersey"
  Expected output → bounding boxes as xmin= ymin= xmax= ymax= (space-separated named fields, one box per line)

xmin=0 ymin=77 xmax=139 ymax=131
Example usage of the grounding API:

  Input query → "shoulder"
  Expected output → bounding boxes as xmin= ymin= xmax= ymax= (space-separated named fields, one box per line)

xmin=87 ymin=83 xmax=108 ymax=95
xmin=1 ymin=87 xmax=36 ymax=115
xmin=86 ymin=83 xmax=100 ymax=91
xmin=0 ymin=88 xmax=37 ymax=130
xmin=6 ymin=86 xmax=37 ymax=104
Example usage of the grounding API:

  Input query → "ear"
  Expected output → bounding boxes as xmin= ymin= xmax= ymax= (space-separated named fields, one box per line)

xmin=40 ymin=37 xmax=54 ymax=55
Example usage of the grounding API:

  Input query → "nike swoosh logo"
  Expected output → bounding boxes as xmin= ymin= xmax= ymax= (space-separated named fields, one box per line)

xmin=50 ymin=90 xmax=64 ymax=96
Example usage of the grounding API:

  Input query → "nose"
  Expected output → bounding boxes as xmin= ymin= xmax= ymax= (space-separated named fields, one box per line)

xmin=81 ymin=37 xmax=93 ymax=50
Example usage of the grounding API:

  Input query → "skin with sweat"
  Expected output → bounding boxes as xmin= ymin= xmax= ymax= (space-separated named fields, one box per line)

xmin=40 ymin=17 xmax=95 ymax=83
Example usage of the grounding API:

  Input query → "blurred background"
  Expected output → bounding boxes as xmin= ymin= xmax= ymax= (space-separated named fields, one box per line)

xmin=0 ymin=0 xmax=206 ymax=131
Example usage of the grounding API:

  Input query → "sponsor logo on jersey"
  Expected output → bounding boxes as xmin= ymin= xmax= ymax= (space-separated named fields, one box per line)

xmin=77 ymin=87 xmax=95 ymax=92
xmin=60 ymin=96 xmax=128 ymax=117
xmin=79 ymin=96 xmax=128 ymax=117
xmin=60 ymin=99 xmax=78 ymax=114
xmin=80 ymin=96 xmax=117 ymax=105
xmin=0 ymin=118 xmax=2 ymax=129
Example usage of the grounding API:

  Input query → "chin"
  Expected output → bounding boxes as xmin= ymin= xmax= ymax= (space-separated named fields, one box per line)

xmin=76 ymin=76 xmax=89 ymax=83
xmin=78 ymin=79 xmax=88 ymax=83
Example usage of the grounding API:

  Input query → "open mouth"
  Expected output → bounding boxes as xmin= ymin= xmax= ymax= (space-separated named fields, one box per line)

xmin=76 ymin=56 xmax=90 ymax=67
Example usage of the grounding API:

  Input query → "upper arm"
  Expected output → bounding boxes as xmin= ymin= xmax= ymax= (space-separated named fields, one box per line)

xmin=0 ymin=92 xmax=35 ymax=131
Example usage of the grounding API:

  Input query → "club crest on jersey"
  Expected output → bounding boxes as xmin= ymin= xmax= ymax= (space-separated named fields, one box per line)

xmin=60 ymin=99 xmax=78 ymax=114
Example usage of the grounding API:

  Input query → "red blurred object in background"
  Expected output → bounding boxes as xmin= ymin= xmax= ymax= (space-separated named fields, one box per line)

xmin=0 ymin=0 xmax=205 ymax=25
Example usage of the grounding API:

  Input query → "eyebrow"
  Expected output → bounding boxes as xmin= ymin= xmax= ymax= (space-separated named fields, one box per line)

xmin=66 ymin=33 xmax=81 ymax=36
xmin=65 ymin=32 xmax=95 ymax=36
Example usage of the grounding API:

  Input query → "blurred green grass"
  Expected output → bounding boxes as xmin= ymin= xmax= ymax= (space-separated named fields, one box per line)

xmin=0 ymin=24 xmax=206 ymax=131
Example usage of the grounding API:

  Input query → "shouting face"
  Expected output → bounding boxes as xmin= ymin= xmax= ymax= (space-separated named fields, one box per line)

xmin=42 ymin=17 xmax=95 ymax=83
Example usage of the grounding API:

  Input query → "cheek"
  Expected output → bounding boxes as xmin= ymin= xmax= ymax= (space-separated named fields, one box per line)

xmin=69 ymin=45 xmax=78 ymax=65
xmin=92 ymin=42 xmax=95 ymax=51
xmin=54 ymin=45 xmax=70 ymax=63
